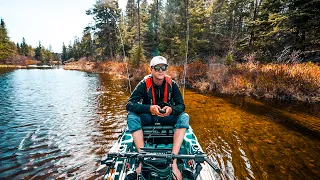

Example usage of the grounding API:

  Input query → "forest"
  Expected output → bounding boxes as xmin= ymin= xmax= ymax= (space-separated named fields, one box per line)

xmin=0 ymin=19 xmax=59 ymax=65
xmin=1 ymin=0 xmax=319 ymax=65
xmin=60 ymin=0 xmax=320 ymax=65
xmin=1 ymin=0 xmax=320 ymax=102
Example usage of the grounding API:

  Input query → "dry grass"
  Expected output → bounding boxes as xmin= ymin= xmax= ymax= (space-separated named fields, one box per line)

xmin=0 ymin=64 xmax=26 ymax=68
xmin=203 ymin=62 xmax=320 ymax=102
xmin=63 ymin=59 xmax=320 ymax=102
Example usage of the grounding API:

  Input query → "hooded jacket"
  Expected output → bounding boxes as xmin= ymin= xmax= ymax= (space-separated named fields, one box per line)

xmin=126 ymin=75 xmax=185 ymax=115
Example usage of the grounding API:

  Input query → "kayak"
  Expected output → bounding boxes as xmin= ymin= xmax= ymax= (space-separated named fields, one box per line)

xmin=100 ymin=123 xmax=221 ymax=180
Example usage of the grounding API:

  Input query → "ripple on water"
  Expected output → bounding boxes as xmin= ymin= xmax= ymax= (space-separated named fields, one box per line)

xmin=0 ymin=69 xmax=128 ymax=179
xmin=186 ymin=91 xmax=320 ymax=180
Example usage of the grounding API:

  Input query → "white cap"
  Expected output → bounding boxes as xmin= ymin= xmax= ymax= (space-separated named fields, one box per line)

xmin=150 ymin=56 xmax=168 ymax=67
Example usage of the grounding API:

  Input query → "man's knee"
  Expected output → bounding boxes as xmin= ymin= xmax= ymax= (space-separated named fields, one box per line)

xmin=175 ymin=112 xmax=190 ymax=129
xmin=127 ymin=112 xmax=142 ymax=132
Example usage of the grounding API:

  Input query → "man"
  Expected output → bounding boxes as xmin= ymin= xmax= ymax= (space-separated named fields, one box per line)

xmin=126 ymin=56 xmax=189 ymax=180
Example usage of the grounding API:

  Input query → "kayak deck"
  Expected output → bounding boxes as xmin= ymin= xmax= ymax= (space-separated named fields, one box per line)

xmin=102 ymin=124 xmax=220 ymax=180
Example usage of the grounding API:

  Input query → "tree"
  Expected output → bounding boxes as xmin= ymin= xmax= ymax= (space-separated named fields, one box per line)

xmin=16 ymin=42 xmax=21 ymax=54
xmin=159 ymin=0 xmax=186 ymax=64
xmin=73 ymin=36 xmax=81 ymax=59
xmin=125 ymin=0 xmax=147 ymax=66
xmin=188 ymin=0 xmax=212 ymax=60
xmin=0 ymin=19 xmax=15 ymax=62
xmin=126 ymin=0 xmax=138 ymax=48
xmin=62 ymin=42 xmax=68 ymax=62
xmin=34 ymin=41 xmax=42 ymax=61
xmin=143 ymin=0 xmax=160 ymax=58
xmin=67 ymin=42 xmax=74 ymax=60
xmin=287 ymin=0 xmax=320 ymax=50
xmin=81 ymin=30 xmax=94 ymax=58
xmin=86 ymin=0 xmax=121 ymax=60
xmin=20 ymin=37 xmax=29 ymax=56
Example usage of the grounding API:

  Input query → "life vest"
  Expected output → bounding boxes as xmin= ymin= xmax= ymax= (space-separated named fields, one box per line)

xmin=144 ymin=75 xmax=172 ymax=105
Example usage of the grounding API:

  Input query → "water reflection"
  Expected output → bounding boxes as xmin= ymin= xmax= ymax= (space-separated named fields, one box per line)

xmin=185 ymin=91 xmax=320 ymax=180
xmin=0 ymin=69 xmax=129 ymax=179
xmin=0 ymin=69 xmax=319 ymax=179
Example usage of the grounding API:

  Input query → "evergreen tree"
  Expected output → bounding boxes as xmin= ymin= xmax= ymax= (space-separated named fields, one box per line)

xmin=16 ymin=42 xmax=21 ymax=55
xmin=188 ymin=0 xmax=212 ymax=60
xmin=34 ymin=41 xmax=42 ymax=61
xmin=159 ymin=0 xmax=186 ymax=64
xmin=73 ymin=36 xmax=81 ymax=59
xmin=86 ymin=0 xmax=120 ymax=60
xmin=67 ymin=42 xmax=74 ymax=60
xmin=81 ymin=31 xmax=94 ymax=58
xmin=62 ymin=42 xmax=68 ymax=61
xmin=143 ymin=0 xmax=163 ymax=57
xmin=20 ymin=37 xmax=29 ymax=56
xmin=0 ymin=19 xmax=15 ymax=62
xmin=125 ymin=0 xmax=147 ymax=66
xmin=126 ymin=0 xmax=138 ymax=48
xmin=287 ymin=0 xmax=320 ymax=50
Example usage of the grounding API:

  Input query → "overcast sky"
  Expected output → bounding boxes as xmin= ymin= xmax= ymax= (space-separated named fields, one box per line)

xmin=0 ymin=0 xmax=127 ymax=53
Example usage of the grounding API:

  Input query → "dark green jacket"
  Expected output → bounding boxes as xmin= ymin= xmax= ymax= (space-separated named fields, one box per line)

xmin=126 ymin=76 xmax=185 ymax=115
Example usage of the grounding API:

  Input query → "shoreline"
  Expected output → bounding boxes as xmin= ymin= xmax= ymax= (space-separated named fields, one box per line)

xmin=63 ymin=61 xmax=320 ymax=103
xmin=0 ymin=64 xmax=27 ymax=68
xmin=4 ymin=61 xmax=320 ymax=104
xmin=2 ymin=63 xmax=319 ymax=136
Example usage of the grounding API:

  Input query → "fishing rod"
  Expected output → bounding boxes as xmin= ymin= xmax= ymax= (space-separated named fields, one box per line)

xmin=110 ymin=13 xmax=132 ymax=94
xmin=101 ymin=151 xmax=221 ymax=174
xmin=182 ymin=0 xmax=189 ymax=100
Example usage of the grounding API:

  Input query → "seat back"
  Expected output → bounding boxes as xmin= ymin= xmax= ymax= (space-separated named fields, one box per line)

xmin=142 ymin=124 xmax=174 ymax=144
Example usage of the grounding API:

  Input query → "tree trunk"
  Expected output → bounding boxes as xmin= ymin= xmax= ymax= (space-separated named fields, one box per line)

xmin=138 ymin=0 xmax=141 ymax=45
xmin=249 ymin=0 xmax=262 ymax=48
xmin=155 ymin=0 xmax=159 ymax=50
xmin=106 ymin=12 xmax=113 ymax=59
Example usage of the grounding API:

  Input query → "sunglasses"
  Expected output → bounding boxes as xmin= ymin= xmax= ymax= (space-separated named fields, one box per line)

xmin=152 ymin=65 xmax=168 ymax=72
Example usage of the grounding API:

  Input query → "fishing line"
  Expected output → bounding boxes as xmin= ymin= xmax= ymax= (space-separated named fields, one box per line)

xmin=111 ymin=13 xmax=132 ymax=94
xmin=182 ymin=0 xmax=189 ymax=100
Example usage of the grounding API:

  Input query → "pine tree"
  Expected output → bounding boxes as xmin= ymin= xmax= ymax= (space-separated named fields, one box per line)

xmin=61 ymin=42 xmax=68 ymax=62
xmin=126 ymin=0 xmax=138 ymax=48
xmin=287 ymin=0 xmax=320 ymax=50
xmin=188 ymin=0 xmax=212 ymax=60
xmin=67 ymin=42 xmax=74 ymax=60
xmin=16 ymin=42 xmax=21 ymax=55
xmin=143 ymin=0 xmax=162 ymax=57
xmin=34 ymin=41 xmax=42 ymax=61
xmin=159 ymin=0 xmax=186 ymax=64
xmin=86 ymin=0 xmax=121 ymax=60
xmin=0 ymin=19 xmax=15 ymax=62
xmin=126 ymin=0 xmax=147 ymax=66
xmin=81 ymin=30 xmax=94 ymax=58
xmin=20 ymin=37 xmax=29 ymax=56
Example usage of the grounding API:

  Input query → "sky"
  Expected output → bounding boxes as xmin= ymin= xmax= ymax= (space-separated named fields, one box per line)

xmin=0 ymin=0 xmax=127 ymax=53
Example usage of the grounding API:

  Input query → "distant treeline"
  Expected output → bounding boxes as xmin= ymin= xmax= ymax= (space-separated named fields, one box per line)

xmin=61 ymin=0 xmax=320 ymax=65
xmin=0 ymin=19 xmax=60 ymax=65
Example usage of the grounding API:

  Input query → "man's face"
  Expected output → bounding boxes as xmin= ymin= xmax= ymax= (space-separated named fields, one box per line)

xmin=151 ymin=64 xmax=168 ymax=81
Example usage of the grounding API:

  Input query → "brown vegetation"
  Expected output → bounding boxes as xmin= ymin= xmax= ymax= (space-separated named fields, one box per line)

xmin=187 ymin=62 xmax=320 ymax=102
xmin=63 ymin=60 xmax=320 ymax=103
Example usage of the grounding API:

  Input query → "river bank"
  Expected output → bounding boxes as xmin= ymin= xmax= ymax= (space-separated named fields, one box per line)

xmin=64 ymin=60 xmax=320 ymax=102
xmin=62 ymin=60 xmax=320 ymax=136
xmin=0 ymin=64 xmax=27 ymax=68
xmin=0 ymin=69 xmax=318 ymax=179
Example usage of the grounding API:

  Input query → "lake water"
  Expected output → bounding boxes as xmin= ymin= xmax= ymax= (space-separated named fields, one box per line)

xmin=0 ymin=68 xmax=319 ymax=179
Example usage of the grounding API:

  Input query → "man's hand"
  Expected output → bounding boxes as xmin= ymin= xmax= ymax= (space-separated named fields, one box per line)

xmin=150 ymin=105 xmax=161 ymax=115
xmin=150 ymin=105 xmax=172 ymax=117
xmin=159 ymin=106 xmax=172 ymax=117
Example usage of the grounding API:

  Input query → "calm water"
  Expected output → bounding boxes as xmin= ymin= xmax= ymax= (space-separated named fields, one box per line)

xmin=0 ymin=69 xmax=319 ymax=179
